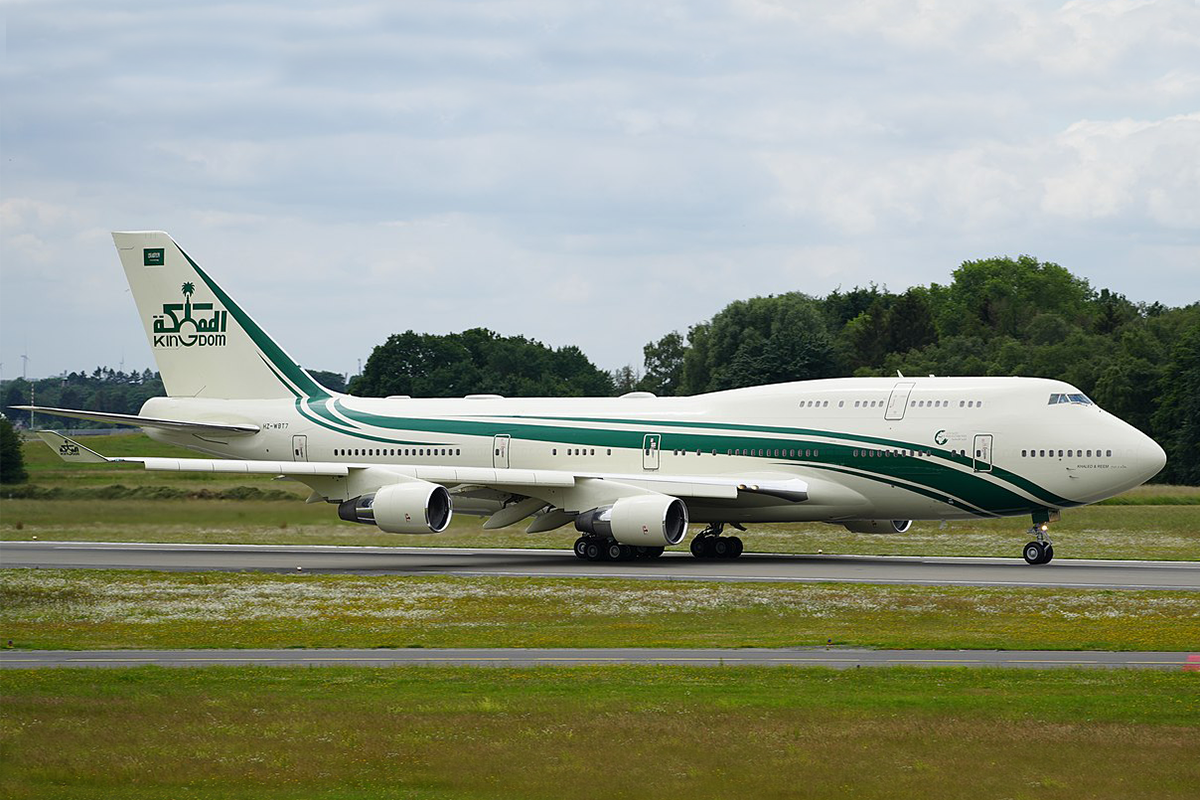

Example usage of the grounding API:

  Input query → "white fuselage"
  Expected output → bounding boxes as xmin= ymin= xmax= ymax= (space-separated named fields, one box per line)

xmin=141 ymin=375 xmax=1166 ymax=524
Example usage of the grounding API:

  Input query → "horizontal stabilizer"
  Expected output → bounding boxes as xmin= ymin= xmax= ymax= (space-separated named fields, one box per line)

xmin=14 ymin=405 xmax=259 ymax=435
xmin=36 ymin=431 xmax=110 ymax=464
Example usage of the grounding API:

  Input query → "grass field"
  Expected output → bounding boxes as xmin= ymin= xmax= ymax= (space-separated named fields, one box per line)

xmin=2 ymin=666 xmax=1197 ymax=800
xmin=4 ymin=570 xmax=1198 ymax=651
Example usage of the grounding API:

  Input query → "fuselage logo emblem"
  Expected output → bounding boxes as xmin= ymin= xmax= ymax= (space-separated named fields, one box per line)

xmin=934 ymin=429 xmax=948 ymax=446
xmin=152 ymin=282 xmax=228 ymax=349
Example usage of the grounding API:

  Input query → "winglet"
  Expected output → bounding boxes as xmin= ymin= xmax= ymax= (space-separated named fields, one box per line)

xmin=36 ymin=431 xmax=111 ymax=464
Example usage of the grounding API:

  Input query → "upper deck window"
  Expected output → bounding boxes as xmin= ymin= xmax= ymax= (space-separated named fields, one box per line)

xmin=1048 ymin=393 xmax=1094 ymax=406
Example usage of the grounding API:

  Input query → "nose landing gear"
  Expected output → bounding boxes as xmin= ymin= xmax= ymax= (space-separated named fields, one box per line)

xmin=1022 ymin=522 xmax=1054 ymax=565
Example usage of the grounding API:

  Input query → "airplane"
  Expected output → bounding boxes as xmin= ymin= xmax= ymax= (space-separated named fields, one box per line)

xmin=22 ymin=231 xmax=1167 ymax=565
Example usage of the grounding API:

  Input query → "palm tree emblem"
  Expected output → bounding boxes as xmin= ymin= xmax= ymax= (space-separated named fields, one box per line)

xmin=181 ymin=282 xmax=195 ymax=298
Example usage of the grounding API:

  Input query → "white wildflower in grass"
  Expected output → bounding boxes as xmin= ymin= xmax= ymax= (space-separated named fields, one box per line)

xmin=1 ymin=571 xmax=1196 ymax=627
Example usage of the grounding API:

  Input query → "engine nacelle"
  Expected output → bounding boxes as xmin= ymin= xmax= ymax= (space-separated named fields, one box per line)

xmin=338 ymin=481 xmax=452 ymax=534
xmin=841 ymin=519 xmax=912 ymax=534
xmin=574 ymin=495 xmax=688 ymax=547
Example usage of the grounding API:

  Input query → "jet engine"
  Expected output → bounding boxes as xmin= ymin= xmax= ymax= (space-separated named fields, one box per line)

xmin=338 ymin=481 xmax=452 ymax=534
xmin=841 ymin=519 xmax=912 ymax=534
xmin=574 ymin=495 xmax=689 ymax=547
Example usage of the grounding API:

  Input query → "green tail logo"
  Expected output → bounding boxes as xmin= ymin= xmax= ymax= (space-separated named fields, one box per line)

xmin=152 ymin=282 xmax=229 ymax=349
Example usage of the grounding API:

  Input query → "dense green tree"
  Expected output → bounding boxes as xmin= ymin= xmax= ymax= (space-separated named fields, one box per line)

xmin=1151 ymin=317 xmax=1200 ymax=485
xmin=680 ymin=293 xmax=837 ymax=394
xmin=350 ymin=328 xmax=614 ymax=398
xmin=931 ymin=256 xmax=1094 ymax=339
xmin=306 ymin=370 xmax=348 ymax=393
xmin=640 ymin=331 xmax=686 ymax=396
xmin=884 ymin=288 xmax=939 ymax=355
xmin=0 ymin=416 xmax=28 ymax=484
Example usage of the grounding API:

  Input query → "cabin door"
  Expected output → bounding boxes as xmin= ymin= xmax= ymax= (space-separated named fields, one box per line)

xmin=642 ymin=434 xmax=661 ymax=471
xmin=973 ymin=434 xmax=993 ymax=473
xmin=885 ymin=381 xmax=916 ymax=420
xmin=493 ymin=434 xmax=511 ymax=469
xmin=291 ymin=435 xmax=308 ymax=462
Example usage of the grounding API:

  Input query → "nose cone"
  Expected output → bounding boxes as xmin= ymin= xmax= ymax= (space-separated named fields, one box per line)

xmin=1136 ymin=434 xmax=1168 ymax=483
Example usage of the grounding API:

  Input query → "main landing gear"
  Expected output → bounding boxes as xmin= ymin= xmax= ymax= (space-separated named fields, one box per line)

xmin=689 ymin=523 xmax=744 ymax=560
xmin=1022 ymin=523 xmax=1054 ymax=565
xmin=573 ymin=536 xmax=664 ymax=562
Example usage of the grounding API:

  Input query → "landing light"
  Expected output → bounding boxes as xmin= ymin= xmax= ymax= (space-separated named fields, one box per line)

xmin=1040 ymin=524 xmax=1048 ymax=532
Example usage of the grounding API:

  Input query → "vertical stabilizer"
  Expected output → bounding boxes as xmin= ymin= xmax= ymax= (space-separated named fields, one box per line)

xmin=113 ymin=231 xmax=330 ymax=400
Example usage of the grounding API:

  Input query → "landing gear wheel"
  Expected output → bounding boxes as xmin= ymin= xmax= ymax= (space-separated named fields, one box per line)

xmin=646 ymin=547 xmax=664 ymax=559
xmin=690 ymin=537 xmax=707 ymax=558
xmin=1041 ymin=544 xmax=1054 ymax=564
xmin=712 ymin=538 xmax=730 ymax=558
xmin=573 ymin=537 xmax=589 ymax=560
xmin=584 ymin=541 xmax=602 ymax=561
xmin=728 ymin=537 xmax=744 ymax=558
xmin=618 ymin=544 xmax=634 ymax=561
xmin=1023 ymin=541 xmax=1046 ymax=565
xmin=605 ymin=542 xmax=623 ymax=561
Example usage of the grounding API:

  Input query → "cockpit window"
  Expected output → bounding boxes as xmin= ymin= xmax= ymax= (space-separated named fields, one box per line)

xmin=1048 ymin=393 xmax=1094 ymax=406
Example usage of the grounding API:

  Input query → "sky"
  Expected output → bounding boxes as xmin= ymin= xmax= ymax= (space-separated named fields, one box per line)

xmin=2 ymin=0 xmax=1198 ymax=383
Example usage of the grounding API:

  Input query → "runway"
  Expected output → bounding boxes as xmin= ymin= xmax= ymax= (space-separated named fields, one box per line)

xmin=2 ymin=541 xmax=1198 ymax=589
xmin=3 ymin=647 xmax=1196 ymax=670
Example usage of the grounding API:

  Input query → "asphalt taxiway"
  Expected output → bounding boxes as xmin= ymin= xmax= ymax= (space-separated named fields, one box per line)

xmin=3 ymin=647 xmax=1196 ymax=670
xmin=2 ymin=541 xmax=1198 ymax=590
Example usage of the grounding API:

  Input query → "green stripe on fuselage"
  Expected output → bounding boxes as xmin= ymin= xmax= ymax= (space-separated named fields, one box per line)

xmin=510 ymin=414 xmax=1073 ymax=509
xmin=329 ymin=402 xmax=1054 ymax=516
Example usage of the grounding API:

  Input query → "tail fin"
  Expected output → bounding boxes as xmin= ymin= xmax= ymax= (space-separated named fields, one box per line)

xmin=113 ymin=231 xmax=331 ymax=400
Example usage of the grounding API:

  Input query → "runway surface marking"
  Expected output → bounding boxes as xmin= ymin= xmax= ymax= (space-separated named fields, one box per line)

xmin=2 ymin=648 xmax=1194 ymax=670
xmin=2 ymin=541 xmax=1198 ymax=590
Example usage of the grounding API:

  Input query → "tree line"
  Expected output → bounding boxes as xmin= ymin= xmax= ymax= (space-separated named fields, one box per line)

xmin=4 ymin=255 xmax=1196 ymax=484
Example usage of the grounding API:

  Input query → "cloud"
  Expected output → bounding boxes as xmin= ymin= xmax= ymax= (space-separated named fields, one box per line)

xmin=2 ymin=1 xmax=1198 ymax=378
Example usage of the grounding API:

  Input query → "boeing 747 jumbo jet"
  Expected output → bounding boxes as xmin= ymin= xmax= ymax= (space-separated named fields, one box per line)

xmin=25 ymin=232 xmax=1166 ymax=565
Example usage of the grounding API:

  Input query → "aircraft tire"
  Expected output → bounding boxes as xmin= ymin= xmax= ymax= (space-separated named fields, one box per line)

xmin=1041 ymin=544 xmax=1054 ymax=564
xmin=728 ymin=536 xmax=744 ymax=558
xmin=574 ymin=538 xmax=589 ymax=559
xmin=712 ymin=537 xmax=731 ymax=558
xmin=605 ymin=541 xmax=623 ymax=561
xmin=585 ymin=541 xmax=603 ymax=561
xmin=1023 ymin=542 xmax=1045 ymax=565
xmin=690 ymin=537 xmax=707 ymax=558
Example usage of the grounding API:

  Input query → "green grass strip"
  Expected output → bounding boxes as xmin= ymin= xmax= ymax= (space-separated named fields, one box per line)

xmin=1 ymin=667 xmax=1197 ymax=800
xmin=3 ymin=570 xmax=1198 ymax=651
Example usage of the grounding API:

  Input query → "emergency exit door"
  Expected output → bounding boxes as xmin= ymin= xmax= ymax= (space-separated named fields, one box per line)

xmin=973 ymin=434 xmax=993 ymax=472
xmin=493 ymin=434 xmax=511 ymax=468
xmin=643 ymin=434 xmax=661 ymax=471
xmin=292 ymin=435 xmax=308 ymax=462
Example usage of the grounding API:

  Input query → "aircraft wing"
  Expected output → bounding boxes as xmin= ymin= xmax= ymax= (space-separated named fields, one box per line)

xmin=18 ymin=406 xmax=260 ymax=435
xmin=37 ymin=432 xmax=808 ymax=530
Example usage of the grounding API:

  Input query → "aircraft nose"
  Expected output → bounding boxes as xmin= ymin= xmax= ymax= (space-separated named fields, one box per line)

xmin=1136 ymin=434 xmax=1167 ymax=482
